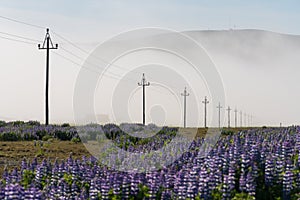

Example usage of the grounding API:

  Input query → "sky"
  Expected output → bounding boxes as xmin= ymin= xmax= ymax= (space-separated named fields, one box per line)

xmin=0 ymin=0 xmax=299 ymax=127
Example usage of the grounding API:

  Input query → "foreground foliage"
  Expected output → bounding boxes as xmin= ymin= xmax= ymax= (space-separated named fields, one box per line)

xmin=0 ymin=125 xmax=300 ymax=199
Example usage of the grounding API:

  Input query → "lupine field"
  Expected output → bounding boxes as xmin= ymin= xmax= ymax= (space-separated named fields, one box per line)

xmin=0 ymin=121 xmax=300 ymax=199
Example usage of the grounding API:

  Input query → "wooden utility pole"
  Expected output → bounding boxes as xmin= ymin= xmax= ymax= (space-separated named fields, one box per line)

xmin=234 ymin=108 xmax=238 ymax=128
xmin=138 ymin=73 xmax=150 ymax=125
xmin=181 ymin=87 xmax=189 ymax=128
xmin=226 ymin=106 xmax=231 ymax=128
xmin=217 ymin=102 xmax=222 ymax=129
xmin=202 ymin=96 xmax=209 ymax=128
xmin=38 ymin=28 xmax=58 ymax=125
xmin=240 ymin=111 xmax=243 ymax=127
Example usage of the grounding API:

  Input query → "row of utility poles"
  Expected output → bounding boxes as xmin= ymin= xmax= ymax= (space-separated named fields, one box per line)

xmin=137 ymin=73 xmax=253 ymax=128
xmin=38 ymin=28 xmax=253 ymax=128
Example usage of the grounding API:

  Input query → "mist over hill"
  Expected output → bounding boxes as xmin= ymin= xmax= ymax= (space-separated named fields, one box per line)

xmin=184 ymin=29 xmax=300 ymax=69
xmin=183 ymin=29 xmax=300 ymax=126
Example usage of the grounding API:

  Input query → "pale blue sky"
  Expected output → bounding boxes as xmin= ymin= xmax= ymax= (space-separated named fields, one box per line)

xmin=1 ymin=0 xmax=300 ymax=34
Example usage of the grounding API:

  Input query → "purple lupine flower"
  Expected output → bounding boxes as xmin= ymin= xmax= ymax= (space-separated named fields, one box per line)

xmin=283 ymin=160 xmax=294 ymax=200
xmin=4 ymin=183 xmax=24 ymax=199
xmin=24 ymin=185 xmax=43 ymax=200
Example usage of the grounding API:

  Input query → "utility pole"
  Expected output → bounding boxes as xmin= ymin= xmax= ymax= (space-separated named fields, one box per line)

xmin=226 ymin=106 xmax=231 ymax=128
xmin=138 ymin=73 xmax=150 ymax=125
xmin=244 ymin=113 xmax=247 ymax=127
xmin=181 ymin=87 xmax=189 ymax=128
xmin=234 ymin=108 xmax=238 ymax=128
xmin=202 ymin=96 xmax=209 ymax=128
xmin=240 ymin=111 xmax=243 ymax=127
xmin=248 ymin=114 xmax=251 ymax=127
xmin=38 ymin=28 xmax=58 ymax=126
xmin=217 ymin=102 xmax=222 ymax=129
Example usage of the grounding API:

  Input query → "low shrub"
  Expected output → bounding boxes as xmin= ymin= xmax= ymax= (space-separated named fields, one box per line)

xmin=54 ymin=130 xmax=72 ymax=141
xmin=221 ymin=129 xmax=234 ymax=136
xmin=0 ymin=132 xmax=19 ymax=141
xmin=0 ymin=120 xmax=5 ymax=127
xmin=61 ymin=123 xmax=70 ymax=127
xmin=42 ymin=135 xmax=53 ymax=141
xmin=71 ymin=137 xmax=81 ymax=143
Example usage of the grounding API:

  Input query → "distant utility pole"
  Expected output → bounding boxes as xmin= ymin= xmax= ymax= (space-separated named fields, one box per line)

xmin=138 ymin=73 xmax=150 ymax=125
xmin=217 ymin=102 xmax=222 ymax=129
xmin=226 ymin=106 xmax=231 ymax=128
xmin=202 ymin=96 xmax=209 ymax=128
xmin=38 ymin=28 xmax=58 ymax=126
xmin=181 ymin=87 xmax=189 ymax=128
xmin=244 ymin=113 xmax=247 ymax=127
xmin=248 ymin=115 xmax=251 ymax=127
xmin=251 ymin=115 xmax=253 ymax=127
xmin=240 ymin=111 xmax=243 ymax=127
xmin=234 ymin=108 xmax=238 ymax=128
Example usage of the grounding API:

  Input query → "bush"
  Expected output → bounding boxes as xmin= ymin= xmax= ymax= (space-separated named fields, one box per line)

xmin=0 ymin=120 xmax=5 ymax=127
xmin=36 ymin=130 xmax=47 ymax=140
xmin=27 ymin=121 xmax=40 ymax=126
xmin=71 ymin=137 xmax=81 ymax=143
xmin=54 ymin=130 xmax=72 ymax=141
xmin=221 ymin=129 xmax=234 ymax=136
xmin=0 ymin=132 xmax=19 ymax=141
xmin=23 ymin=133 xmax=36 ymax=141
xmin=21 ymin=170 xmax=35 ymax=189
xmin=11 ymin=121 xmax=25 ymax=126
xmin=42 ymin=135 xmax=53 ymax=141
xmin=61 ymin=123 xmax=70 ymax=127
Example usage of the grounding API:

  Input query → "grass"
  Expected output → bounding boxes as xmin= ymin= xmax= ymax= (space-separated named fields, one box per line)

xmin=0 ymin=127 xmax=254 ymax=176
xmin=0 ymin=140 xmax=90 ymax=176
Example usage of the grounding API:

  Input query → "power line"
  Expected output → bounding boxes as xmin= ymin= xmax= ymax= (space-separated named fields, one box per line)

xmin=54 ymin=52 xmax=176 ymax=99
xmin=52 ymin=31 xmax=184 ymax=93
xmin=0 ymin=15 xmax=258 ymax=126
xmin=0 ymin=14 xmax=184 ymax=93
xmin=0 ymin=31 xmax=41 ymax=42
xmin=53 ymin=51 xmax=177 ymax=98
xmin=0 ymin=14 xmax=223 ymax=98
xmin=0 ymin=35 xmax=36 ymax=45
xmin=59 ymin=46 xmax=130 ymax=79
xmin=0 ymin=15 xmax=45 ymax=29
xmin=53 ymin=52 xmax=135 ymax=82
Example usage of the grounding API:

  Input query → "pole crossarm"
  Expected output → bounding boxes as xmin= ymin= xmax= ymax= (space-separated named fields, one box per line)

xmin=38 ymin=28 xmax=58 ymax=50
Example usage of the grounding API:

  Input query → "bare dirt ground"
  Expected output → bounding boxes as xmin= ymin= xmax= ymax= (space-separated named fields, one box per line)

xmin=0 ymin=140 xmax=91 ymax=176
xmin=0 ymin=127 xmax=252 ymax=176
